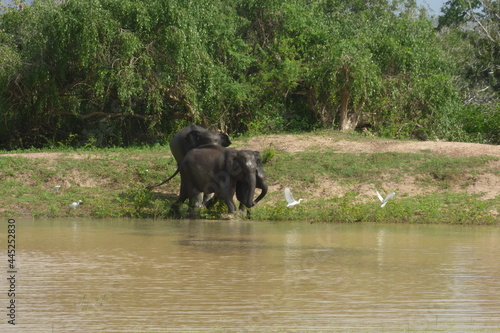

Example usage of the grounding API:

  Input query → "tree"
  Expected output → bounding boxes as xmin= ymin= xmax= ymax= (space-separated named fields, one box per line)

xmin=438 ymin=0 xmax=499 ymax=143
xmin=0 ymin=0 xmax=492 ymax=148
xmin=297 ymin=1 xmax=459 ymax=137
xmin=439 ymin=0 xmax=499 ymax=102
xmin=0 ymin=0 xmax=250 ymax=147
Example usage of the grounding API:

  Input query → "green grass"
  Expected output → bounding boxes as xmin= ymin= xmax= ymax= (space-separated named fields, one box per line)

xmin=251 ymin=148 xmax=498 ymax=224
xmin=264 ymin=149 xmax=496 ymax=191
xmin=252 ymin=192 xmax=497 ymax=224
xmin=0 ymin=135 xmax=498 ymax=224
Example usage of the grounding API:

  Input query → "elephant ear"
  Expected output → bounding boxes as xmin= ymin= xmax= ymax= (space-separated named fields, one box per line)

xmin=253 ymin=151 xmax=265 ymax=178
xmin=186 ymin=130 xmax=202 ymax=147
xmin=226 ymin=151 xmax=241 ymax=177
xmin=219 ymin=133 xmax=231 ymax=147
xmin=252 ymin=151 xmax=262 ymax=165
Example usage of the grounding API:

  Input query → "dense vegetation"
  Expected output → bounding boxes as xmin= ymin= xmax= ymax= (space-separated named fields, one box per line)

xmin=0 ymin=0 xmax=498 ymax=149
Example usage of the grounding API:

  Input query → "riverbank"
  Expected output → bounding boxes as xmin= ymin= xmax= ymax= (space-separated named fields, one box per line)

xmin=1 ymin=131 xmax=499 ymax=224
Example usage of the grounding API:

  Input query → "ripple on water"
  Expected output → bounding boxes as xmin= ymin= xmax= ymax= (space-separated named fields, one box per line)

xmin=4 ymin=219 xmax=500 ymax=332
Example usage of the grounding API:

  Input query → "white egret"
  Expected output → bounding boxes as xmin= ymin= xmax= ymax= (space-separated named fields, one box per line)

xmin=69 ymin=200 xmax=82 ymax=209
xmin=376 ymin=190 xmax=395 ymax=208
xmin=52 ymin=185 xmax=61 ymax=191
xmin=285 ymin=187 xmax=302 ymax=207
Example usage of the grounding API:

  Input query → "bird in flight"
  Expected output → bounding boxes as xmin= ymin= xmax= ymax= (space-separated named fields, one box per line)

xmin=376 ymin=190 xmax=395 ymax=208
xmin=285 ymin=187 xmax=302 ymax=207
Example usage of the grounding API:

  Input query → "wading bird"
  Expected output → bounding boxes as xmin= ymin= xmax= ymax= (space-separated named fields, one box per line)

xmin=69 ymin=200 xmax=82 ymax=209
xmin=285 ymin=187 xmax=302 ymax=207
xmin=376 ymin=190 xmax=395 ymax=208
xmin=52 ymin=185 xmax=61 ymax=191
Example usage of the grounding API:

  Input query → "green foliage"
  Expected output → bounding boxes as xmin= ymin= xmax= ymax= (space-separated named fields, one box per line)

xmin=437 ymin=0 xmax=499 ymax=144
xmin=458 ymin=104 xmax=500 ymax=144
xmin=438 ymin=0 xmax=482 ymax=29
xmin=0 ymin=0 xmax=496 ymax=148
xmin=261 ymin=146 xmax=278 ymax=164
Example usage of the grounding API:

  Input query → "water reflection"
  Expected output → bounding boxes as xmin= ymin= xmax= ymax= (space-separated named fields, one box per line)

xmin=2 ymin=219 xmax=500 ymax=332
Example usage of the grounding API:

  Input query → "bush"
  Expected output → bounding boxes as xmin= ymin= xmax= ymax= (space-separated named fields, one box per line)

xmin=0 ymin=0 xmax=495 ymax=149
xmin=456 ymin=104 xmax=500 ymax=144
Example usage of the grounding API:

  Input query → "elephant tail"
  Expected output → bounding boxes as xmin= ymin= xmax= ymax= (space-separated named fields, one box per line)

xmin=146 ymin=168 xmax=180 ymax=190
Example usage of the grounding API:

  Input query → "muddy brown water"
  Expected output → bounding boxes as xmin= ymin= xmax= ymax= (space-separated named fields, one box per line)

xmin=2 ymin=219 xmax=500 ymax=332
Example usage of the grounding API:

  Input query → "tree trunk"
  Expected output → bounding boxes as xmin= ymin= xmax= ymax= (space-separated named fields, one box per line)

xmin=339 ymin=88 xmax=351 ymax=131
xmin=339 ymin=88 xmax=365 ymax=131
xmin=307 ymin=85 xmax=334 ymax=126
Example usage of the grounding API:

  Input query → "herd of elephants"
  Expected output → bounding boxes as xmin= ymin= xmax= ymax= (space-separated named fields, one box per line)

xmin=147 ymin=124 xmax=268 ymax=217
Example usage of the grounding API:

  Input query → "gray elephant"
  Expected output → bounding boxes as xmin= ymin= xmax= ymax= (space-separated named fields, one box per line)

xmin=169 ymin=145 xmax=268 ymax=216
xmin=147 ymin=124 xmax=231 ymax=190
xmin=170 ymin=124 xmax=231 ymax=165
xmin=236 ymin=151 xmax=267 ymax=213
xmin=204 ymin=150 xmax=267 ymax=214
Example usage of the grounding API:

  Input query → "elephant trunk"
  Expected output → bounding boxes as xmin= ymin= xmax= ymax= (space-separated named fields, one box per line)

xmin=254 ymin=178 xmax=268 ymax=205
xmin=244 ymin=175 xmax=257 ymax=208
xmin=237 ymin=174 xmax=256 ymax=209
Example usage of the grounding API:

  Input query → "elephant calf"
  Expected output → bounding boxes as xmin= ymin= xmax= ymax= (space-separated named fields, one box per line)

xmin=169 ymin=144 xmax=268 ymax=216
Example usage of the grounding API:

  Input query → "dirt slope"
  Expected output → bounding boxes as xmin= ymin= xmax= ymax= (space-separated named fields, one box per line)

xmin=237 ymin=133 xmax=500 ymax=202
xmin=2 ymin=133 xmax=499 ymax=202
xmin=239 ymin=134 xmax=500 ymax=158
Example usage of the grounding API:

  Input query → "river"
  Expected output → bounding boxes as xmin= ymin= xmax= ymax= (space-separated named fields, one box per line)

xmin=2 ymin=218 xmax=500 ymax=332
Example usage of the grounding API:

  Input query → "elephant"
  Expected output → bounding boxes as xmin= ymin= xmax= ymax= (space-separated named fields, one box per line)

xmin=235 ymin=151 xmax=267 ymax=213
xmin=170 ymin=124 xmax=231 ymax=166
xmin=204 ymin=150 xmax=267 ymax=214
xmin=147 ymin=124 xmax=231 ymax=190
xmin=169 ymin=144 xmax=268 ymax=216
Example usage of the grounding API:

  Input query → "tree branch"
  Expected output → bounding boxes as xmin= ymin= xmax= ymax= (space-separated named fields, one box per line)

xmin=468 ymin=0 xmax=497 ymax=43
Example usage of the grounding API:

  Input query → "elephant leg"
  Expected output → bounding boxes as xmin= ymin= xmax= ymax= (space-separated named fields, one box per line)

xmin=203 ymin=193 xmax=215 ymax=206
xmin=223 ymin=187 xmax=237 ymax=214
xmin=185 ymin=192 xmax=204 ymax=219
xmin=190 ymin=193 xmax=204 ymax=208
xmin=224 ymin=199 xmax=237 ymax=214
xmin=169 ymin=195 xmax=187 ymax=217
xmin=204 ymin=195 xmax=218 ymax=209
xmin=238 ymin=203 xmax=250 ymax=217
xmin=169 ymin=179 xmax=190 ymax=217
